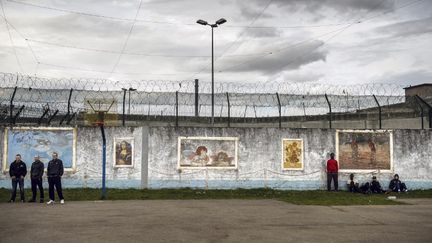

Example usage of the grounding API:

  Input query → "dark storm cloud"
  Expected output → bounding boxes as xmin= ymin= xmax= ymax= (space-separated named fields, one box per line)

xmin=243 ymin=27 xmax=281 ymax=38
xmin=235 ymin=0 xmax=395 ymax=21
xmin=221 ymin=40 xmax=326 ymax=74
xmin=374 ymin=17 xmax=432 ymax=38
xmin=270 ymin=0 xmax=394 ymax=13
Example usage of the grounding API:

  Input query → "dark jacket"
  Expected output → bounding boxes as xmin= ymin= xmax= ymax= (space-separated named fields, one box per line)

xmin=47 ymin=159 xmax=64 ymax=177
xmin=389 ymin=179 xmax=406 ymax=191
xmin=370 ymin=180 xmax=383 ymax=193
xmin=30 ymin=160 xmax=44 ymax=179
xmin=9 ymin=160 xmax=27 ymax=178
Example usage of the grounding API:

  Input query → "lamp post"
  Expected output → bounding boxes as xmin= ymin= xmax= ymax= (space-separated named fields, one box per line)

xmin=128 ymin=87 xmax=136 ymax=115
xmin=196 ymin=18 xmax=227 ymax=125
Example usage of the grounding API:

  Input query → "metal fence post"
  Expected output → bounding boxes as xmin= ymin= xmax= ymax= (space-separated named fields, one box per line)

xmin=372 ymin=94 xmax=382 ymax=129
xmin=226 ymin=92 xmax=230 ymax=127
xmin=66 ymin=112 xmax=76 ymax=125
xmin=9 ymin=86 xmax=17 ymax=125
xmin=324 ymin=94 xmax=332 ymax=129
xmin=175 ymin=91 xmax=179 ymax=128
xmin=60 ymin=88 xmax=73 ymax=125
xmin=13 ymin=105 xmax=25 ymax=124
xmin=38 ymin=108 xmax=50 ymax=125
xmin=195 ymin=79 xmax=199 ymax=117
xmin=276 ymin=93 xmax=281 ymax=129
xmin=416 ymin=95 xmax=432 ymax=129
xmin=122 ymin=88 xmax=127 ymax=126
xmin=100 ymin=124 xmax=107 ymax=200
xmin=47 ymin=110 xmax=59 ymax=125
xmin=414 ymin=96 xmax=424 ymax=129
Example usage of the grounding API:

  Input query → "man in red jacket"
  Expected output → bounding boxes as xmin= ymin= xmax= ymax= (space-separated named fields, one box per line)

xmin=326 ymin=153 xmax=339 ymax=191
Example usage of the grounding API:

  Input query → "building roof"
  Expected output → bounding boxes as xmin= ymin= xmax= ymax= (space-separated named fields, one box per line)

xmin=403 ymin=83 xmax=432 ymax=90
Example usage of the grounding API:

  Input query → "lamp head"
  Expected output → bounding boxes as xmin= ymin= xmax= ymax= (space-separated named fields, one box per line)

xmin=196 ymin=19 xmax=208 ymax=26
xmin=216 ymin=18 xmax=227 ymax=25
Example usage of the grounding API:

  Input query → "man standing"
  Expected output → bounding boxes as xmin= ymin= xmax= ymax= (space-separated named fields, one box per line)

xmin=326 ymin=153 xmax=339 ymax=191
xmin=29 ymin=155 xmax=44 ymax=203
xmin=47 ymin=152 xmax=65 ymax=205
xmin=9 ymin=154 xmax=27 ymax=203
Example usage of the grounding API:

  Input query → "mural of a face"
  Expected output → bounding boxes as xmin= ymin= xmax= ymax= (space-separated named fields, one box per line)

xmin=115 ymin=139 xmax=133 ymax=166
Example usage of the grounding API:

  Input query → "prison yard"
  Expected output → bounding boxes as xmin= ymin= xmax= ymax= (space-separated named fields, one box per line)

xmin=1 ymin=189 xmax=432 ymax=243
xmin=1 ymin=188 xmax=432 ymax=205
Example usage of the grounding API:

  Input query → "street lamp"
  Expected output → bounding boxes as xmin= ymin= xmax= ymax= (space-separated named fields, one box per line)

xmin=196 ymin=18 xmax=227 ymax=125
xmin=128 ymin=87 xmax=137 ymax=115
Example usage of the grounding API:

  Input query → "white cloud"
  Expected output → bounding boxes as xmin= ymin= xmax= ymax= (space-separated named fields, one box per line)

xmin=0 ymin=0 xmax=430 ymax=86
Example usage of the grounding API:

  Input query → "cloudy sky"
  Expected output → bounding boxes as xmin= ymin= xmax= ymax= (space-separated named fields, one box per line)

xmin=0 ymin=0 xmax=431 ymax=85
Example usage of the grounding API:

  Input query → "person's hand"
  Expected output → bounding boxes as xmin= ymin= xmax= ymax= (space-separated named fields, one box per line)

xmin=20 ymin=176 xmax=24 ymax=179
xmin=11 ymin=176 xmax=16 ymax=179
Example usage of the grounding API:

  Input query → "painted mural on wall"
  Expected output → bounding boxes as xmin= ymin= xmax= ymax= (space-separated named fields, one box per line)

xmin=2 ymin=127 xmax=76 ymax=172
xmin=114 ymin=137 xmax=134 ymax=167
xmin=178 ymin=137 xmax=238 ymax=169
xmin=282 ymin=139 xmax=304 ymax=170
xmin=336 ymin=130 xmax=392 ymax=171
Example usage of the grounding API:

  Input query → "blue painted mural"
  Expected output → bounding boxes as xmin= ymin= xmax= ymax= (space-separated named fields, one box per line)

xmin=4 ymin=128 xmax=75 ymax=170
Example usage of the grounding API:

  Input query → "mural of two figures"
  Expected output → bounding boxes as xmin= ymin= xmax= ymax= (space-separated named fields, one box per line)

xmin=178 ymin=137 xmax=238 ymax=168
xmin=337 ymin=130 xmax=392 ymax=171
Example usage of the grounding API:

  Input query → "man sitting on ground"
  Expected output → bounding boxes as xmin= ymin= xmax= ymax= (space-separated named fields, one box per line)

xmin=347 ymin=173 xmax=360 ymax=193
xmin=370 ymin=176 xmax=385 ymax=193
xmin=389 ymin=174 xmax=408 ymax=192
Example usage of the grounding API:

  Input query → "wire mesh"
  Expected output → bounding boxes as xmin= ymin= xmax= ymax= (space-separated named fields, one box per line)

xmin=0 ymin=72 xmax=421 ymax=126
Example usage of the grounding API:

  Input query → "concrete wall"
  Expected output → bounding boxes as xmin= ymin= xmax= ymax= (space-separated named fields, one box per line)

xmin=0 ymin=127 xmax=144 ymax=189
xmin=1 ymin=126 xmax=431 ymax=190
xmin=148 ymin=127 xmax=432 ymax=190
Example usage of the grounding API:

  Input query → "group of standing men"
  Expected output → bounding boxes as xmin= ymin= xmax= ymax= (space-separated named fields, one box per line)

xmin=8 ymin=152 xmax=65 ymax=205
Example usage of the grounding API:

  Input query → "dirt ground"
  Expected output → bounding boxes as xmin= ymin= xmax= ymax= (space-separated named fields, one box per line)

xmin=1 ymin=199 xmax=431 ymax=243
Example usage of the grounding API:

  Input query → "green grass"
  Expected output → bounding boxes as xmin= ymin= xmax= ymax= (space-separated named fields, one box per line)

xmin=1 ymin=188 xmax=431 ymax=205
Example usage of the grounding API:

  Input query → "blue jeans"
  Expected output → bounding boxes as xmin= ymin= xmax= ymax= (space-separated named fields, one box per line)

xmin=10 ymin=177 xmax=25 ymax=201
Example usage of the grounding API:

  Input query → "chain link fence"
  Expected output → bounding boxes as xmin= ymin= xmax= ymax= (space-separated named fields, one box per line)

xmin=1 ymin=72 xmax=429 ymax=128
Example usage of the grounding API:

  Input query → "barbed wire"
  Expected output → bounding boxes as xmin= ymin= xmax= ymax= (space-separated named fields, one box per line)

xmin=0 ymin=72 xmax=425 ymax=125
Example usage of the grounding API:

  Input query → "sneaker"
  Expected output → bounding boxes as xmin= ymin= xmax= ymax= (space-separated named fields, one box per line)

xmin=47 ymin=200 xmax=55 ymax=205
xmin=8 ymin=200 xmax=14 ymax=203
xmin=40 ymin=199 xmax=44 ymax=203
xmin=60 ymin=199 xmax=65 ymax=204
xmin=21 ymin=200 xmax=25 ymax=203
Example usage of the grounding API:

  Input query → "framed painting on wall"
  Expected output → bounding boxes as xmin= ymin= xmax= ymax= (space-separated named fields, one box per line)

xmin=282 ymin=139 xmax=304 ymax=170
xmin=336 ymin=130 xmax=393 ymax=172
xmin=2 ymin=127 xmax=77 ymax=172
xmin=113 ymin=137 xmax=134 ymax=167
xmin=178 ymin=137 xmax=238 ymax=169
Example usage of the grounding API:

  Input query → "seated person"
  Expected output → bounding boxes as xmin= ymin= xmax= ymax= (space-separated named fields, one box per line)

xmin=389 ymin=174 xmax=408 ymax=192
xmin=360 ymin=182 xmax=371 ymax=194
xmin=370 ymin=176 xmax=385 ymax=193
xmin=347 ymin=173 xmax=360 ymax=193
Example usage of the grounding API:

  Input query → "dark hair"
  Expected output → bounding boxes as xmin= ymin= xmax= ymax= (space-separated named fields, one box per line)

xmin=330 ymin=153 xmax=335 ymax=158
xmin=394 ymin=174 xmax=399 ymax=178
xmin=16 ymin=154 xmax=21 ymax=157
xmin=372 ymin=176 xmax=377 ymax=179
